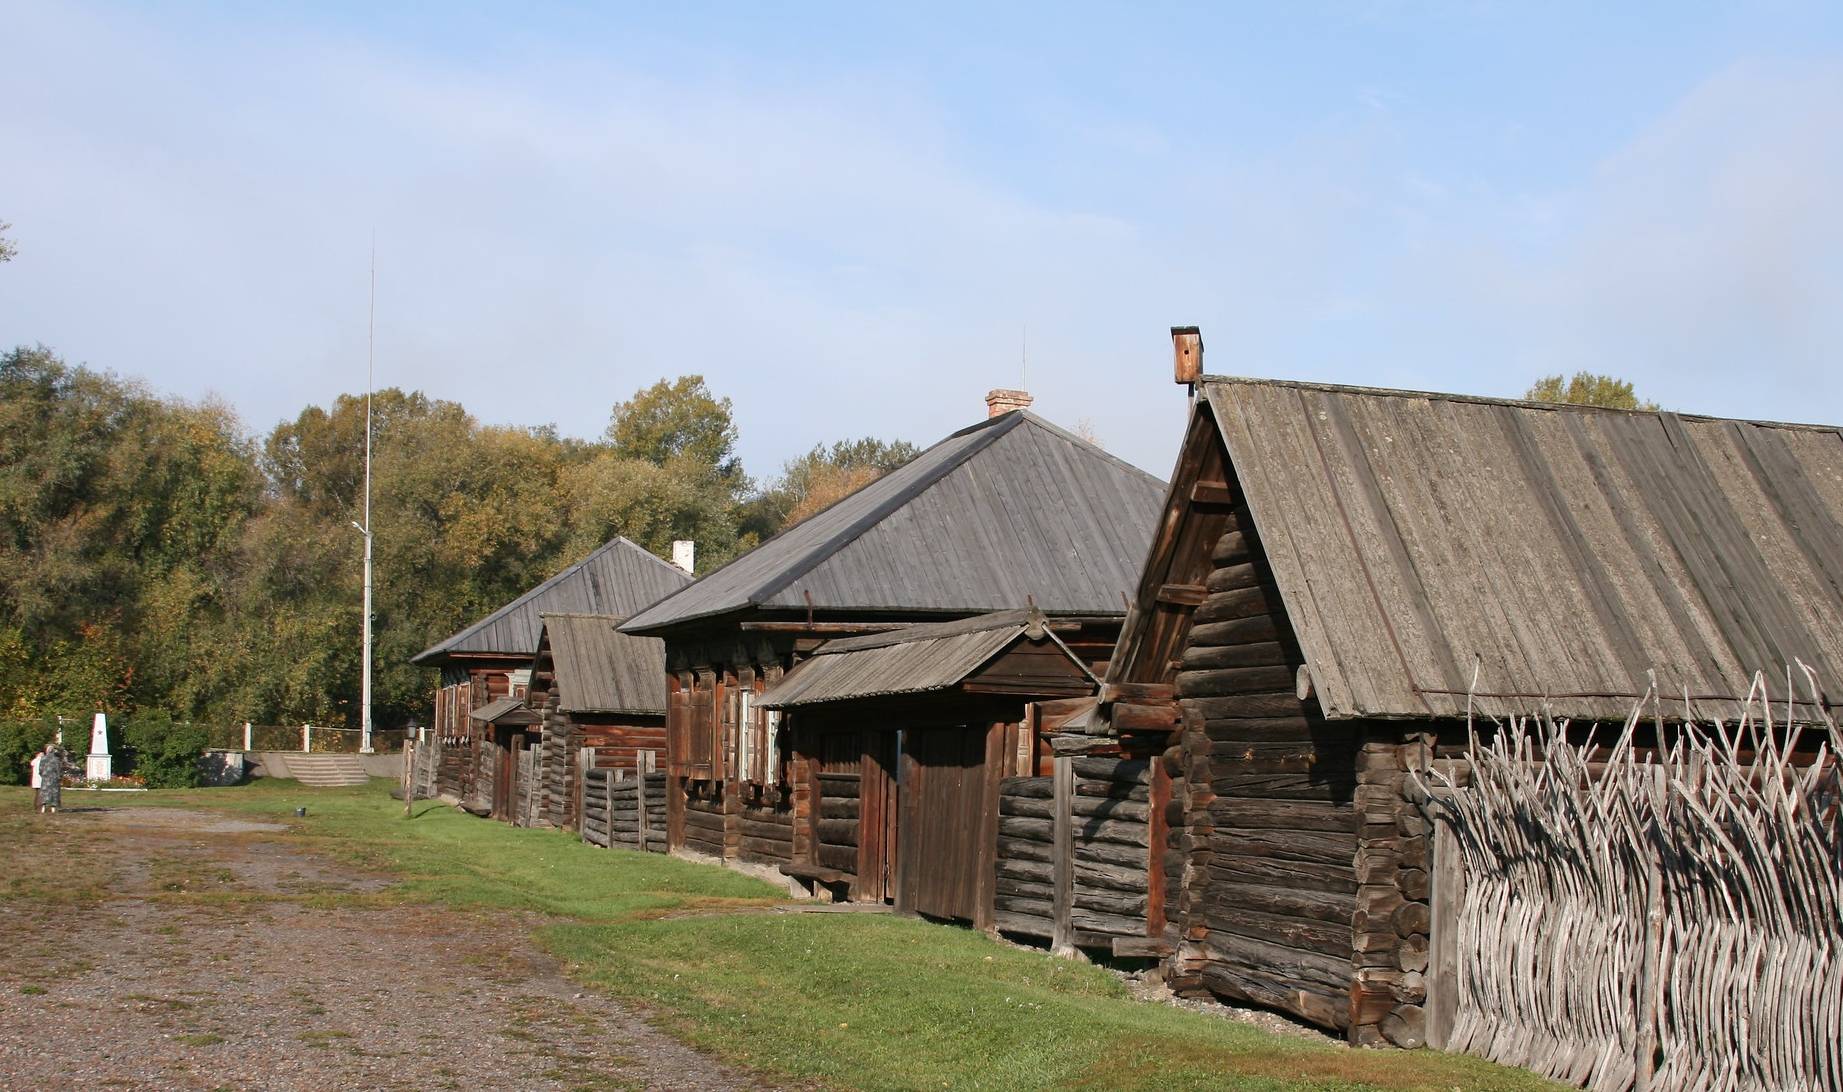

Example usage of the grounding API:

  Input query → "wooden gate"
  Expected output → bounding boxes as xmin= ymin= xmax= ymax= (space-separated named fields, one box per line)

xmin=897 ymin=724 xmax=998 ymax=924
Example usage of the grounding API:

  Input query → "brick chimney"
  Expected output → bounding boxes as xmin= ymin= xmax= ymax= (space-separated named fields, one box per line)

xmin=985 ymin=388 xmax=1033 ymax=418
xmin=671 ymin=540 xmax=695 ymax=575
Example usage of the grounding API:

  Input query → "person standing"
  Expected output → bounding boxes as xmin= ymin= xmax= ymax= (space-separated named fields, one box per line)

xmin=35 ymin=741 xmax=64 ymax=814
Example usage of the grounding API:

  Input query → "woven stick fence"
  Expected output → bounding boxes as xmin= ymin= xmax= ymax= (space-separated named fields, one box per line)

xmin=1422 ymin=671 xmax=1840 ymax=1092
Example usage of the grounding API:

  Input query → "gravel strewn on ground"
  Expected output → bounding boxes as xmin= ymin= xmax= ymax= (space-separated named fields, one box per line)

xmin=0 ymin=806 xmax=763 ymax=1091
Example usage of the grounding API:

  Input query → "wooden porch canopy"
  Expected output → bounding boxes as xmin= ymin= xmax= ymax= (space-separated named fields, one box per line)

xmin=758 ymin=609 xmax=1100 ymax=711
xmin=468 ymin=696 xmax=540 ymax=727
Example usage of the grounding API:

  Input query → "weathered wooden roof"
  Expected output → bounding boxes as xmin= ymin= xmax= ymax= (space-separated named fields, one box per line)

xmin=468 ymin=695 xmax=537 ymax=725
xmin=758 ymin=609 xmax=1097 ymax=709
xmin=538 ymin=613 xmax=670 ymax=715
xmin=412 ymin=537 xmax=691 ymax=664
xmin=622 ymin=411 xmax=1166 ymax=634
xmin=1204 ymin=377 xmax=1843 ymax=724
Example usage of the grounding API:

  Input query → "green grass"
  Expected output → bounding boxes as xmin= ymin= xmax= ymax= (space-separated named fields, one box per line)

xmin=0 ymin=782 xmax=1554 ymax=1091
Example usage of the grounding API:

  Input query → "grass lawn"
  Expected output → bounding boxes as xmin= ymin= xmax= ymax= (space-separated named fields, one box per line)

xmin=3 ymin=781 xmax=1555 ymax=1091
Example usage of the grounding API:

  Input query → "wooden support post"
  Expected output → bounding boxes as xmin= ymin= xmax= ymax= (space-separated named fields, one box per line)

xmin=1634 ymin=771 xmax=1666 ymax=1091
xmin=635 ymin=763 xmax=648 ymax=844
xmin=402 ymin=740 xmax=414 ymax=818
xmin=579 ymin=747 xmax=594 ymax=842
xmin=1427 ymin=805 xmax=1461 ymax=1050
xmin=1051 ymin=753 xmax=1075 ymax=956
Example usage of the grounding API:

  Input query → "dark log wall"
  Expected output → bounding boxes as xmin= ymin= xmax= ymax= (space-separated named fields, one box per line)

xmin=1170 ymin=486 xmax=1432 ymax=1044
xmin=682 ymin=781 xmax=728 ymax=858
xmin=994 ymin=775 xmax=1054 ymax=936
xmin=815 ymin=772 xmax=860 ymax=877
xmin=1066 ymin=755 xmax=1154 ymax=942
xmin=738 ymin=782 xmax=794 ymax=865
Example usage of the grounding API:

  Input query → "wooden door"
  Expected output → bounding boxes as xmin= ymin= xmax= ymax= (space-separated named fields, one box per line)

xmin=856 ymin=732 xmax=899 ymax=903
xmin=491 ymin=732 xmax=516 ymax=820
xmin=898 ymin=724 xmax=994 ymax=922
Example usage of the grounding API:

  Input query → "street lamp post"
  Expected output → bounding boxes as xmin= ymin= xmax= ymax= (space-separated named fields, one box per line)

xmin=355 ymin=242 xmax=376 ymax=755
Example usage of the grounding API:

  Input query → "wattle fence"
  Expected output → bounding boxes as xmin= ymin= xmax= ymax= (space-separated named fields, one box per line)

xmin=1421 ymin=682 xmax=1841 ymax=1091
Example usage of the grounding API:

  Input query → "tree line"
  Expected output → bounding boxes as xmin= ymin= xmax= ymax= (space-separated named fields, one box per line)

xmin=0 ymin=345 xmax=916 ymax=732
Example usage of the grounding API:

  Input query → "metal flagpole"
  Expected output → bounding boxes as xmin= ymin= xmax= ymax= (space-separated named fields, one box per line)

xmin=356 ymin=238 xmax=376 ymax=754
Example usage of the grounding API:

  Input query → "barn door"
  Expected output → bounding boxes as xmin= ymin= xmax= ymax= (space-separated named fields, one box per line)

xmin=897 ymin=725 xmax=993 ymax=922
xmin=856 ymin=732 xmax=899 ymax=903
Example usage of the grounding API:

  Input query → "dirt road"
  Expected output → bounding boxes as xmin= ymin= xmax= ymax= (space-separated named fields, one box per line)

xmin=0 ymin=805 xmax=758 ymax=1090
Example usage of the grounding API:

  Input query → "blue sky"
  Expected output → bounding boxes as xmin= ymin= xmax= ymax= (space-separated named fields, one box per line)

xmin=4 ymin=2 xmax=1842 ymax=479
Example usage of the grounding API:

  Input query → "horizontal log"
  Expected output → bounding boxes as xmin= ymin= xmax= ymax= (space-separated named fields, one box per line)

xmin=1206 ymin=880 xmax=1357 ymax=925
xmin=1200 ymin=931 xmax=1354 ymax=994
xmin=1208 ymin=853 xmax=1358 ymax=895
xmin=1210 ymin=529 xmax=1254 ymax=565
xmin=816 ymin=774 xmax=860 ymax=798
xmin=999 ymin=777 xmax=1053 ymax=800
xmin=1198 ymin=964 xmax=1348 ymax=1032
xmin=1075 ymin=858 xmax=1152 ymax=893
xmin=1204 ymin=562 xmax=1264 ymax=594
xmin=1070 ymin=757 xmax=1150 ymax=784
xmin=1206 ymin=906 xmax=1353 ymax=961
xmin=994 ymin=911 xmax=1053 ymax=938
xmin=1211 ymin=798 xmax=1359 ymax=834
xmin=1111 ymin=702 xmax=1179 ymax=733
xmin=998 ymin=816 xmax=1054 ymax=842
xmin=995 ymin=858 xmax=1053 ymax=885
xmin=739 ymin=817 xmax=791 ymax=840
xmin=1199 ymin=716 xmax=1319 ymax=742
xmin=1187 ymin=616 xmax=1280 ymax=649
xmin=1075 ymin=780 xmax=1149 ymax=802
xmin=820 ymin=799 xmax=860 ymax=820
xmin=1070 ymin=907 xmax=1144 ymax=936
xmin=995 ymin=893 xmax=1053 ymax=914
xmin=1214 ymin=827 xmax=1357 ymax=867
xmin=1178 ymin=642 xmax=1294 ymax=672
xmin=998 ymin=836 xmax=1054 ymax=864
xmin=1072 ymin=796 xmax=1150 ymax=823
xmin=1071 ymin=839 xmax=1150 ymax=870
xmin=1074 ymin=888 xmax=1147 ymax=916
xmin=1211 ymin=772 xmax=1357 ymax=802
xmin=816 ymin=818 xmax=859 ymax=845
xmin=816 ymin=845 xmax=857 ymax=872
xmin=995 ymin=879 xmax=1054 ymax=902
xmin=1069 ymin=817 xmax=1150 ymax=847
xmin=1000 ymin=795 xmax=1052 ymax=819
xmin=1103 ymin=682 xmax=1177 ymax=706
xmin=739 ymin=837 xmax=791 ymax=861
xmin=1183 ymin=693 xmax=1311 ymax=719
xmin=1192 ymin=586 xmax=1283 ymax=626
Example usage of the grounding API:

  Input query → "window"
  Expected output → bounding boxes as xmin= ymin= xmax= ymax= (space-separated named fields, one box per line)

xmin=763 ymin=707 xmax=781 ymax=785
xmin=737 ymin=689 xmax=755 ymax=782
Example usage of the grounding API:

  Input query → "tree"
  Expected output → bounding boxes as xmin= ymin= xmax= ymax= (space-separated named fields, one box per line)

xmin=743 ymin=437 xmax=920 ymax=535
xmin=0 ymin=220 xmax=15 ymax=263
xmin=607 ymin=375 xmax=741 ymax=479
xmin=1524 ymin=372 xmax=1658 ymax=411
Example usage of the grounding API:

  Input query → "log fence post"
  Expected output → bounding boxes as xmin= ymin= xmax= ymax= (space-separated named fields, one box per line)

xmin=243 ymin=721 xmax=253 ymax=752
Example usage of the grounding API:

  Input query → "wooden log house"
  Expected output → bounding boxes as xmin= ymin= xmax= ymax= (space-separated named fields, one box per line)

xmin=1076 ymin=327 xmax=1843 ymax=1047
xmin=755 ymin=609 xmax=1100 ymax=923
xmin=524 ymin=612 xmax=671 ymax=831
xmin=409 ymin=536 xmax=691 ymax=811
xmin=619 ymin=391 xmax=1167 ymax=873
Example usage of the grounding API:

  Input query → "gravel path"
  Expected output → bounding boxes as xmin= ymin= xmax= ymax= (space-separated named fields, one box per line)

xmin=0 ymin=806 xmax=762 ymax=1091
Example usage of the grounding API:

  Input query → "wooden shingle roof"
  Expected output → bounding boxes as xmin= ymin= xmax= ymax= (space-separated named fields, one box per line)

xmin=622 ymin=411 xmax=1166 ymax=634
xmin=412 ymin=537 xmax=691 ymax=665
xmin=1203 ymin=377 xmax=1843 ymax=724
xmin=537 ymin=613 xmax=670 ymax=716
xmin=757 ymin=609 xmax=1096 ymax=710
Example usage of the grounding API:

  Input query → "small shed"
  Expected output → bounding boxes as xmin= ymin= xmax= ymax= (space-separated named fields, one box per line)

xmin=467 ymin=696 xmax=541 ymax=821
xmin=526 ymin=612 xmax=671 ymax=831
xmin=758 ymin=609 xmax=1099 ymax=924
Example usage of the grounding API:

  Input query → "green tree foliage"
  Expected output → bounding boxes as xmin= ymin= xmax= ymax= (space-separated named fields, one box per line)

xmin=0 ymin=220 xmax=15 ymax=263
xmin=1524 ymin=372 xmax=1658 ymax=411
xmin=0 ymin=345 xmax=915 ymax=738
xmin=742 ymin=437 xmax=921 ymax=535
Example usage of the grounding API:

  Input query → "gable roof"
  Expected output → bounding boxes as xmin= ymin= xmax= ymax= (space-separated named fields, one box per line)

xmin=622 ymin=411 xmax=1167 ymax=634
xmin=469 ymin=696 xmax=539 ymax=726
xmin=1199 ymin=376 xmax=1843 ymax=725
xmin=537 ymin=613 xmax=669 ymax=715
xmin=412 ymin=537 xmax=691 ymax=664
xmin=758 ymin=609 xmax=1098 ymax=710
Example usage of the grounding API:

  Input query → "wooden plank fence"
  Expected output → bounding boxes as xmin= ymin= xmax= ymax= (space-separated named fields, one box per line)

xmin=579 ymin=749 xmax=666 ymax=853
xmin=1420 ymin=692 xmax=1841 ymax=1091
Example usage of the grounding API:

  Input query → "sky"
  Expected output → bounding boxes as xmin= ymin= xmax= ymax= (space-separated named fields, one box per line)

xmin=4 ymin=2 xmax=1843 ymax=480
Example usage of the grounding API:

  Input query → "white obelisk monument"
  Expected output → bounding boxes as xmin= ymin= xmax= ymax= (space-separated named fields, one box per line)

xmin=87 ymin=712 xmax=112 ymax=782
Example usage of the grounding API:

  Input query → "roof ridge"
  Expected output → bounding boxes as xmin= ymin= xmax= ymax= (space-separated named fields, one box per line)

xmin=412 ymin=537 xmax=679 ymax=661
xmin=1011 ymin=410 xmax=1167 ymax=487
xmin=748 ymin=413 xmax=1027 ymax=608
xmin=1201 ymin=375 xmax=1843 ymax=434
